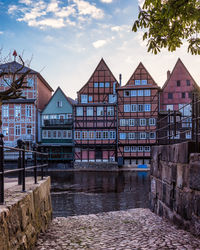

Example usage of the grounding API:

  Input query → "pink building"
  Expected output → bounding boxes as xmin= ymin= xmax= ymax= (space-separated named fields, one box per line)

xmin=0 ymin=61 xmax=53 ymax=149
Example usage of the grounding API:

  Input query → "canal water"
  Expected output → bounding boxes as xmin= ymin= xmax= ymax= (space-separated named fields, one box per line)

xmin=49 ymin=171 xmax=150 ymax=217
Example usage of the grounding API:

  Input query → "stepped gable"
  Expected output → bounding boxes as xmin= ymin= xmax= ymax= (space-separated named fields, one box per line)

xmin=77 ymin=58 xmax=119 ymax=94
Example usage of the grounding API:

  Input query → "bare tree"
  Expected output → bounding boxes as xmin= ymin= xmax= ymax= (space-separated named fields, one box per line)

xmin=0 ymin=52 xmax=31 ymax=126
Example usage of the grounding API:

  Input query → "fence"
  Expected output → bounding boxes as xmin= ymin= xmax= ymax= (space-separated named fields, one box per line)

xmin=156 ymin=93 xmax=200 ymax=151
xmin=0 ymin=134 xmax=48 ymax=204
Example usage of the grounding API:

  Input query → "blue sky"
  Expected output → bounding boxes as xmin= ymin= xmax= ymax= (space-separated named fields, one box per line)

xmin=0 ymin=0 xmax=200 ymax=99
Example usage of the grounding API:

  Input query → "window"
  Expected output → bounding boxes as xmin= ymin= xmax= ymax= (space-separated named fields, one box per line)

xmin=109 ymin=131 xmax=116 ymax=139
xmin=75 ymin=131 xmax=81 ymax=139
xmin=179 ymin=104 xmax=191 ymax=116
xmin=3 ymin=77 xmax=11 ymax=87
xmin=120 ymin=119 xmax=126 ymax=126
xmin=177 ymin=80 xmax=181 ymax=87
xmin=76 ymin=107 xmax=83 ymax=116
xmin=2 ymin=105 xmax=9 ymax=118
xmin=124 ymin=90 xmax=130 ymax=97
xmin=135 ymin=80 xmax=140 ymax=85
xmin=129 ymin=119 xmax=135 ymax=126
xmin=87 ymin=107 xmax=93 ymax=116
xmin=141 ymin=80 xmax=147 ymax=85
xmin=99 ymin=82 xmax=104 ymax=88
xmin=47 ymin=131 xmax=51 ymax=138
xmin=50 ymin=115 xmax=57 ymax=119
xmin=27 ymin=78 xmax=34 ymax=87
xmin=81 ymin=95 xmax=88 ymax=103
xmin=89 ymin=131 xmax=95 ymax=139
xmin=149 ymin=132 xmax=156 ymax=139
xmin=138 ymin=104 xmax=144 ymax=112
xmin=124 ymin=104 xmax=130 ymax=112
xmin=57 ymin=130 xmax=62 ymax=138
xmin=15 ymin=125 xmax=21 ymax=136
xmin=131 ymin=146 xmax=137 ymax=152
xmin=66 ymin=114 xmax=72 ymax=119
xmin=82 ymin=131 xmax=88 ymax=139
xmin=144 ymin=89 xmax=151 ymax=96
xmin=57 ymin=101 xmax=62 ymax=107
xmin=138 ymin=90 xmax=143 ymax=96
xmin=26 ymin=105 xmax=32 ymax=117
xmin=185 ymin=131 xmax=191 ymax=139
xmin=144 ymin=104 xmax=151 ymax=112
xmin=42 ymin=130 xmax=47 ymax=139
xmin=166 ymin=105 xmax=173 ymax=111
xmin=131 ymin=90 xmax=137 ymax=96
xmin=107 ymin=106 xmax=114 ymax=116
xmin=89 ymin=96 xmax=93 ymax=102
xmin=120 ymin=133 xmax=126 ymax=139
xmin=140 ymin=132 xmax=146 ymax=139
xmin=140 ymin=119 xmax=146 ymax=126
xmin=168 ymin=93 xmax=173 ymax=99
xmin=189 ymin=92 xmax=192 ymax=99
xmin=94 ymin=82 xmax=98 ymax=88
xmin=149 ymin=118 xmax=156 ymax=126
xmin=97 ymin=107 xmax=104 ymax=116
xmin=124 ymin=146 xmax=130 ymax=152
xmin=43 ymin=115 xmax=49 ymax=120
xmin=105 ymin=82 xmax=110 ymax=87
xmin=138 ymin=146 xmax=143 ymax=152
xmin=128 ymin=133 xmax=135 ymax=139
xmin=144 ymin=146 xmax=151 ymax=152
xmin=3 ymin=127 xmax=8 ymax=136
xmin=15 ymin=105 xmax=21 ymax=117
xmin=186 ymin=80 xmax=190 ymax=86
xmin=26 ymin=125 xmax=32 ymax=134
xmin=96 ymin=131 xmax=102 ymax=139
xmin=103 ymin=131 xmax=108 ymax=139
xmin=67 ymin=130 xmax=72 ymax=139
xmin=109 ymin=94 xmax=116 ymax=103
xmin=131 ymin=104 xmax=137 ymax=112
xmin=53 ymin=130 xmax=57 ymax=138
xmin=182 ymin=92 xmax=185 ymax=98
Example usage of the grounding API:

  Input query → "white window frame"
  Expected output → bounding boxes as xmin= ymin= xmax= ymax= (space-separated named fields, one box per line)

xmin=3 ymin=127 xmax=8 ymax=136
xmin=107 ymin=106 xmax=114 ymax=116
xmin=124 ymin=104 xmax=130 ymax=112
xmin=129 ymin=119 xmax=135 ymax=126
xmin=75 ymin=131 xmax=81 ymax=139
xmin=131 ymin=90 xmax=137 ymax=96
xmin=97 ymin=107 xmax=104 ymax=116
xmin=81 ymin=94 xmax=88 ymax=103
xmin=149 ymin=118 xmax=156 ymax=126
xmin=76 ymin=107 xmax=83 ymax=116
xmin=138 ymin=90 xmax=144 ymax=96
xmin=140 ymin=118 xmax=146 ymax=126
xmin=131 ymin=104 xmax=137 ymax=112
xmin=144 ymin=89 xmax=151 ymax=96
xmin=124 ymin=146 xmax=130 ymax=152
xmin=26 ymin=105 xmax=32 ymax=117
xmin=26 ymin=125 xmax=32 ymax=135
xmin=2 ymin=105 xmax=9 ymax=118
xmin=15 ymin=105 xmax=21 ymax=117
xmin=109 ymin=131 xmax=116 ymax=139
xmin=87 ymin=107 xmax=93 ymax=116
xmin=140 ymin=132 xmax=146 ymax=139
xmin=15 ymin=125 xmax=21 ymax=136
xmin=96 ymin=131 xmax=102 ymax=139
xmin=120 ymin=119 xmax=126 ymax=126
xmin=144 ymin=104 xmax=151 ymax=112
xmin=57 ymin=101 xmax=63 ymax=107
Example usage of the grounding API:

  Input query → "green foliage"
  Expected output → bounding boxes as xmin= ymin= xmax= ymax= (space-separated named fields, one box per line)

xmin=133 ymin=0 xmax=200 ymax=54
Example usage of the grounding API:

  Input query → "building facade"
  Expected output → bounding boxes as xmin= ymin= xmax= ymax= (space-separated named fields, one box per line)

xmin=74 ymin=59 xmax=119 ymax=163
xmin=0 ymin=61 xmax=53 ymax=150
xmin=159 ymin=58 xmax=198 ymax=143
xmin=117 ymin=63 xmax=159 ymax=166
xmin=40 ymin=87 xmax=74 ymax=163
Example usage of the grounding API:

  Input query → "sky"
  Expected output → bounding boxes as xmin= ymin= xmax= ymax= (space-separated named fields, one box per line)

xmin=0 ymin=0 xmax=200 ymax=99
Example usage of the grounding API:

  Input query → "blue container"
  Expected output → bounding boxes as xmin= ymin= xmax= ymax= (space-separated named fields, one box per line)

xmin=137 ymin=164 xmax=148 ymax=169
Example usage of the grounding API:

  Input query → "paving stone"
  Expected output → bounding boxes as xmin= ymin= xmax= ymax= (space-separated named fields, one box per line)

xmin=35 ymin=208 xmax=200 ymax=250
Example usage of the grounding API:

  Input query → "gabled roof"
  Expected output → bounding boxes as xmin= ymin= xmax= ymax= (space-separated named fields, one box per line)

xmin=162 ymin=58 xmax=199 ymax=90
xmin=0 ymin=61 xmax=53 ymax=92
xmin=125 ymin=62 xmax=158 ymax=87
xmin=77 ymin=58 xmax=119 ymax=94
xmin=42 ymin=86 xmax=76 ymax=112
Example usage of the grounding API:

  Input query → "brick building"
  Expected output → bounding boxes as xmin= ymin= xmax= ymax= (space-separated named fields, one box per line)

xmin=74 ymin=58 xmax=119 ymax=162
xmin=117 ymin=63 xmax=159 ymax=166
xmin=0 ymin=61 xmax=53 ymax=150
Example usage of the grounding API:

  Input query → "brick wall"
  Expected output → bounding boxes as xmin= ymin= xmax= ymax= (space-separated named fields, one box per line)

xmin=150 ymin=142 xmax=200 ymax=236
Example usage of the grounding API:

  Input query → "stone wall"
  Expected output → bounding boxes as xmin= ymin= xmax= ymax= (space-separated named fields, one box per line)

xmin=0 ymin=177 xmax=52 ymax=249
xmin=150 ymin=142 xmax=200 ymax=236
xmin=74 ymin=161 xmax=118 ymax=170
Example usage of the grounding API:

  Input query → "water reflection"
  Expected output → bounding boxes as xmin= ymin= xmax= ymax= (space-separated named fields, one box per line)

xmin=49 ymin=171 xmax=149 ymax=217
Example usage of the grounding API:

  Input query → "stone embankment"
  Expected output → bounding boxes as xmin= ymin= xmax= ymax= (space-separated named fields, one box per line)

xmin=36 ymin=208 xmax=200 ymax=250
xmin=0 ymin=177 xmax=52 ymax=250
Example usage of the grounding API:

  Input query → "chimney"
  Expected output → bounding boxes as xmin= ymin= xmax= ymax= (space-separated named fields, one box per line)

xmin=167 ymin=70 xmax=171 ymax=80
xmin=119 ymin=74 xmax=122 ymax=86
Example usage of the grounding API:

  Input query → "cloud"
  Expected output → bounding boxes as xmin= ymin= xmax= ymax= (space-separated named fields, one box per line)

xmin=0 ymin=31 xmax=3 ymax=35
xmin=138 ymin=0 xmax=145 ymax=7
xmin=8 ymin=0 xmax=105 ymax=29
xmin=111 ymin=25 xmax=130 ymax=32
xmin=92 ymin=39 xmax=108 ymax=48
xmin=100 ymin=0 xmax=113 ymax=3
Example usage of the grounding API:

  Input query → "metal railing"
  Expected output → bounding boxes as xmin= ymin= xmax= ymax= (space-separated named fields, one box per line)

xmin=0 ymin=134 xmax=48 ymax=204
xmin=156 ymin=92 xmax=200 ymax=151
xmin=43 ymin=119 xmax=73 ymax=126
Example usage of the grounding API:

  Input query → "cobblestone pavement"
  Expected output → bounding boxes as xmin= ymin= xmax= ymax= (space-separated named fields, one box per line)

xmin=35 ymin=208 xmax=200 ymax=250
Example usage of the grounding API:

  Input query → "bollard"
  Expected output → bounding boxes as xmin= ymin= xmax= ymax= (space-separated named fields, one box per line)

xmin=33 ymin=143 xmax=38 ymax=184
xmin=17 ymin=139 xmax=23 ymax=185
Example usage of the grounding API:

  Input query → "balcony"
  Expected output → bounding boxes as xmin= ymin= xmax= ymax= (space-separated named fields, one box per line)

xmin=43 ymin=119 xmax=73 ymax=127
